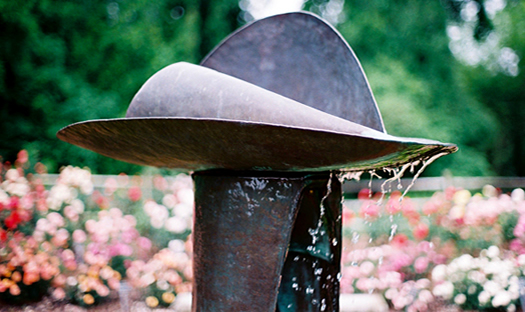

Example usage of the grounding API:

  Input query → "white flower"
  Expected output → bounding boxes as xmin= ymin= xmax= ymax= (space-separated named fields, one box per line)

xmin=511 ymin=188 xmax=525 ymax=201
xmin=454 ymin=293 xmax=467 ymax=305
xmin=418 ymin=289 xmax=434 ymax=303
xmin=162 ymin=194 xmax=177 ymax=208
xmin=168 ymin=240 xmax=186 ymax=253
xmin=487 ymin=246 xmax=500 ymax=259
xmin=165 ymin=217 xmax=188 ymax=233
xmin=0 ymin=189 xmax=9 ymax=205
xmin=66 ymin=276 xmax=78 ymax=286
xmin=478 ymin=290 xmax=491 ymax=304
xmin=433 ymin=281 xmax=454 ymax=300
xmin=456 ymin=254 xmax=474 ymax=271
xmin=484 ymin=280 xmax=502 ymax=296
xmin=492 ymin=290 xmax=511 ymax=307
xmin=174 ymin=203 xmax=193 ymax=218
xmin=432 ymin=264 xmax=447 ymax=282
xmin=150 ymin=217 xmax=165 ymax=229
xmin=367 ymin=247 xmax=384 ymax=261
xmin=177 ymin=188 xmax=194 ymax=206
xmin=468 ymin=270 xmax=486 ymax=284
xmin=5 ymin=169 xmax=19 ymax=181
xmin=517 ymin=254 xmax=525 ymax=267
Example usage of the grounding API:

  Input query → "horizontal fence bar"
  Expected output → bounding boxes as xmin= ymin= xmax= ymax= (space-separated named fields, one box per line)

xmin=342 ymin=176 xmax=525 ymax=194
xmin=36 ymin=174 xmax=525 ymax=195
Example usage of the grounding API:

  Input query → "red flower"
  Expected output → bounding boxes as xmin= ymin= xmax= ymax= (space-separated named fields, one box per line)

xmin=390 ymin=234 xmax=409 ymax=247
xmin=357 ymin=188 xmax=372 ymax=200
xmin=128 ymin=186 xmax=142 ymax=202
xmin=413 ymin=223 xmax=430 ymax=240
xmin=0 ymin=229 xmax=7 ymax=242
xmin=9 ymin=197 xmax=19 ymax=210
xmin=4 ymin=211 xmax=21 ymax=229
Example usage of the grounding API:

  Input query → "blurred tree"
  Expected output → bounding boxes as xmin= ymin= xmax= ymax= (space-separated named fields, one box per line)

xmin=330 ymin=0 xmax=506 ymax=176
xmin=1 ymin=0 xmax=522 ymax=177
xmin=0 ymin=0 xmax=240 ymax=174
xmin=443 ymin=0 xmax=525 ymax=176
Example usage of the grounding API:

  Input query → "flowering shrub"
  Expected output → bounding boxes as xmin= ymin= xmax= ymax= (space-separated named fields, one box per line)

xmin=432 ymin=246 xmax=523 ymax=311
xmin=341 ymin=185 xmax=525 ymax=311
xmin=127 ymin=245 xmax=192 ymax=308
xmin=0 ymin=151 xmax=194 ymax=307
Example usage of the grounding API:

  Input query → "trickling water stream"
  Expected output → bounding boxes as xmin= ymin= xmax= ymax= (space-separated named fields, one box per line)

xmin=336 ymin=152 xmax=450 ymax=300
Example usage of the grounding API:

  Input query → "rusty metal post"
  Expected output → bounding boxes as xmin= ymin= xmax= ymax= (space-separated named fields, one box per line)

xmin=192 ymin=171 xmax=341 ymax=311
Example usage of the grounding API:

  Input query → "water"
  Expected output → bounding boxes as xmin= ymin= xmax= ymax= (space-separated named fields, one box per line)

xmin=336 ymin=152 xmax=449 ymax=299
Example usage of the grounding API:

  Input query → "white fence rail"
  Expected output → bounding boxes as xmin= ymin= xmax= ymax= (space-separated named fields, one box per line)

xmin=37 ymin=174 xmax=525 ymax=194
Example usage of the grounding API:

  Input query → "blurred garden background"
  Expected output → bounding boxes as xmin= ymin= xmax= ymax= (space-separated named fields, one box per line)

xmin=1 ymin=0 xmax=525 ymax=311
xmin=1 ymin=0 xmax=524 ymax=177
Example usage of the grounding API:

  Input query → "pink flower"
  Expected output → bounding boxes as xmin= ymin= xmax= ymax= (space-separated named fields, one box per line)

xmin=104 ymin=177 xmax=118 ymax=195
xmin=109 ymin=243 xmax=133 ymax=257
xmin=47 ymin=212 xmax=65 ymax=227
xmin=52 ymin=287 xmax=66 ymax=300
xmin=359 ymin=261 xmax=375 ymax=276
xmin=413 ymin=223 xmax=430 ymax=240
xmin=63 ymin=205 xmax=79 ymax=222
xmin=128 ymin=186 xmax=142 ymax=202
xmin=360 ymin=201 xmax=380 ymax=219
xmin=51 ymin=228 xmax=70 ymax=247
xmin=61 ymin=249 xmax=75 ymax=262
xmin=72 ymin=229 xmax=87 ymax=243
xmin=108 ymin=278 xmax=120 ymax=290
xmin=414 ymin=257 xmax=429 ymax=274
xmin=514 ymin=215 xmax=525 ymax=238
xmin=137 ymin=237 xmax=152 ymax=251
xmin=96 ymin=285 xmax=110 ymax=297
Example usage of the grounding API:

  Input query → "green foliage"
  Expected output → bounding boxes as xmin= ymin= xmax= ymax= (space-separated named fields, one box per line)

xmin=0 ymin=0 xmax=240 ymax=174
xmin=1 ymin=0 xmax=523 ymax=176
xmin=337 ymin=0 xmax=501 ymax=176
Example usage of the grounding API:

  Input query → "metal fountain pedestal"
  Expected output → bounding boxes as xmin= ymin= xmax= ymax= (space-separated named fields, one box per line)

xmin=57 ymin=12 xmax=457 ymax=312
xmin=192 ymin=171 xmax=341 ymax=311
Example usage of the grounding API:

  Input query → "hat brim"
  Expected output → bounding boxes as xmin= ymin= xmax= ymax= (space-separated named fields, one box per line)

xmin=57 ymin=117 xmax=457 ymax=172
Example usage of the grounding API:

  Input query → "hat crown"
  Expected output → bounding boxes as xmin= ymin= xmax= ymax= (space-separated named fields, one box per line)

xmin=201 ymin=12 xmax=385 ymax=132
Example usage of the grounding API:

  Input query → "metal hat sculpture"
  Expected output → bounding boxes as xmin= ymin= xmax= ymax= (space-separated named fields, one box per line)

xmin=57 ymin=12 xmax=457 ymax=172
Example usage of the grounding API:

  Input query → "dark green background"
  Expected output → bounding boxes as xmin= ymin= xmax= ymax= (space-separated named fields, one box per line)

xmin=1 ymin=0 xmax=523 ymax=176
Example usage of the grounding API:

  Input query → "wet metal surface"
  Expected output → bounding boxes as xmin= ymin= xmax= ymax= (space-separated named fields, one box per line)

xmin=192 ymin=171 xmax=341 ymax=312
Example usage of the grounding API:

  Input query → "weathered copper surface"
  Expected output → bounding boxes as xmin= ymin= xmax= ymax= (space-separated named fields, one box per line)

xmin=202 ymin=12 xmax=384 ymax=132
xmin=192 ymin=171 xmax=341 ymax=312
xmin=57 ymin=62 xmax=456 ymax=172
xmin=57 ymin=14 xmax=456 ymax=172
xmin=57 ymin=117 xmax=453 ymax=172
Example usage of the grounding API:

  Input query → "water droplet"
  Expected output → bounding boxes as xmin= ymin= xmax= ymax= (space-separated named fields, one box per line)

xmin=389 ymin=224 xmax=398 ymax=241
xmin=401 ymin=152 xmax=447 ymax=199
xmin=352 ymin=232 xmax=360 ymax=244
xmin=332 ymin=238 xmax=338 ymax=246
xmin=292 ymin=283 xmax=299 ymax=290
xmin=320 ymin=299 xmax=327 ymax=311
xmin=306 ymin=286 xmax=315 ymax=294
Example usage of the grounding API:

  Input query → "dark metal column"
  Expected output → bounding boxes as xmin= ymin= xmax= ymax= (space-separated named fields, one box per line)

xmin=192 ymin=171 xmax=341 ymax=312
